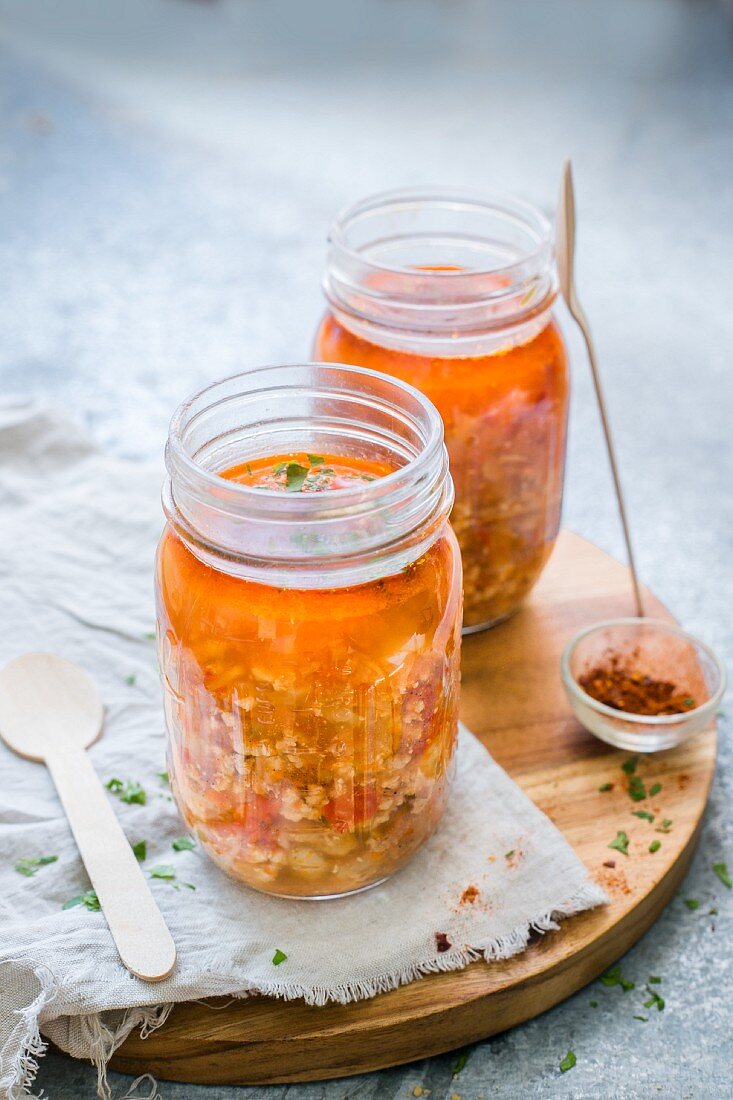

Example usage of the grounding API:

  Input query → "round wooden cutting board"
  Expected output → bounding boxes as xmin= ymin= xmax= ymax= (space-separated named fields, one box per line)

xmin=110 ymin=531 xmax=717 ymax=1085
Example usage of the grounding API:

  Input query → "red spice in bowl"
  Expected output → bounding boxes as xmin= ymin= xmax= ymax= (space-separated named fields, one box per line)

xmin=578 ymin=650 xmax=697 ymax=717
xmin=561 ymin=618 xmax=725 ymax=752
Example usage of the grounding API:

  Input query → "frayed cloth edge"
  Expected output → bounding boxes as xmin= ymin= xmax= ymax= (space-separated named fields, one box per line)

xmin=0 ymin=963 xmax=56 ymax=1100
xmin=13 ymin=879 xmax=605 ymax=1096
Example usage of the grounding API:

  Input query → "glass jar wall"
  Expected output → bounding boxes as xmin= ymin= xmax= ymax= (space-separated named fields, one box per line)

xmin=156 ymin=364 xmax=462 ymax=899
xmin=314 ymin=189 xmax=569 ymax=631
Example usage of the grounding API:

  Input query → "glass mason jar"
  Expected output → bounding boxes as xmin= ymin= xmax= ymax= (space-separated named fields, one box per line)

xmin=156 ymin=364 xmax=462 ymax=899
xmin=314 ymin=188 xmax=570 ymax=632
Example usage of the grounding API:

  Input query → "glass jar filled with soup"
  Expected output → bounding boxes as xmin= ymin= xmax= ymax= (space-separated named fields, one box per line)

xmin=314 ymin=188 xmax=569 ymax=632
xmin=156 ymin=364 xmax=461 ymax=898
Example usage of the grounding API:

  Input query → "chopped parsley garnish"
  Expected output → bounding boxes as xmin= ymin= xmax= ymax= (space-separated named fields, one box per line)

xmin=649 ymin=782 xmax=662 ymax=797
xmin=284 ymin=462 xmax=309 ymax=492
xmin=106 ymin=778 xmax=146 ymax=805
xmin=648 ymin=975 xmax=662 ymax=984
xmin=272 ymin=948 xmax=288 ymax=965
xmin=559 ymin=1051 xmax=576 ymax=1073
xmin=157 ymin=771 xmax=169 ymax=785
xmin=505 ymin=850 xmax=515 ymax=859
xmin=599 ymin=782 xmax=613 ymax=792
xmin=63 ymin=890 xmax=100 ymax=911
xmin=600 ymin=965 xmax=634 ymax=991
xmin=590 ymin=1000 xmax=598 ymax=1007
xmin=172 ymin=836 xmax=196 ymax=851
xmin=621 ymin=756 xmax=638 ymax=775
xmin=452 ymin=1049 xmax=470 ymax=1077
xmin=609 ymin=831 xmax=630 ymax=856
xmin=125 ymin=674 xmax=136 ymax=686
xmin=683 ymin=697 xmax=695 ymax=708
xmin=245 ymin=463 xmax=252 ymax=476
xmin=149 ymin=864 xmax=195 ymax=890
xmin=643 ymin=989 xmax=665 ymax=1011
xmin=684 ymin=898 xmax=700 ymax=911
xmin=149 ymin=864 xmax=176 ymax=880
xmin=649 ymin=840 xmax=661 ymax=853
xmin=144 ymin=631 xmax=156 ymax=641
xmin=656 ymin=819 xmax=673 ymax=833
xmin=273 ymin=461 xmax=288 ymax=475
xmin=15 ymin=855 xmax=57 ymax=877
xmin=131 ymin=840 xmax=147 ymax=861
xmin=633 ymin=1015 xmax=648 ymax=1022
xmin=713 ymin=861 xmax=732 ymax=888
xmin=628 ymin=775 xmax=647 ymax=802
xmin=307 ymin=454 xmax=324 ymax=465
xmin=632 ymin=810 xmax=654 ymax=822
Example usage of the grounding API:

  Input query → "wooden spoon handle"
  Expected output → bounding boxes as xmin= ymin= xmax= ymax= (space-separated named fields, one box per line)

xmin=47 ymin=747 xmax=176 ymax=981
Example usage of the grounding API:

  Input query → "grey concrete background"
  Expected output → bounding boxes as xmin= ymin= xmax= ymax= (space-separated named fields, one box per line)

xmin=0 ymin=0 xmax=731 ymax=1096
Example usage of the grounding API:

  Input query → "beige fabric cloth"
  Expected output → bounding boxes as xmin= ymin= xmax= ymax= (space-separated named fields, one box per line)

xmin=0 ymin=402 xmax=607 ymax=1099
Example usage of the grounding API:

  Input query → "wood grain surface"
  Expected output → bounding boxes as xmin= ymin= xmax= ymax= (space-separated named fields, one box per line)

xmin=109 ymin=530 xmax=716 ymax=1084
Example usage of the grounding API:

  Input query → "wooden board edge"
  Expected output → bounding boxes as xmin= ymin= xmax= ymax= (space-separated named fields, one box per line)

xmin=108 ymin=820 xmax=702 ymax=1085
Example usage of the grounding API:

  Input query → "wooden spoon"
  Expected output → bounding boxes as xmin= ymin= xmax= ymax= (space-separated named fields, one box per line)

xmin=0 ymin=653 xmax=176 ymax=982
xmin=555 ymin=159 xmax=645 ymax=617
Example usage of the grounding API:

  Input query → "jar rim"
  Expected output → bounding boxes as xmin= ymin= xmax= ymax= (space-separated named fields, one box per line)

xmin=164 ymin=363 xmax=453 ymax=588
xmin=328 ymin=185 xmax=553 ymax=280
xmin=166 ymin=361 xmax=444 ymax=510
xmin=323 ymin=186 xmax=558 ymax=356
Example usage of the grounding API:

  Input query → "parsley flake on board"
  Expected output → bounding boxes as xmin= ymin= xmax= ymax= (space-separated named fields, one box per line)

xmin=609 ymin=831 xmax=630 ymax=856
xmin=633 ymin=810 xmax=655 ymax=822
xmin=649 ymin=782 xmax=662 ymax=797
xmin=559 ymin=1051 xmax=576 ymax=1073
xmin=649 ymin=840 xmax=661 ymax=853
xmin=106 ymin=778 xmax=147 ymax=805
xmin=621 ymin=756 xmax=638 ymax=775
xmin=272 ymin=949 xmax=288 ymax=966
xmin=144 ymin=631 xmax=156 ymax=641
xmin=125 ymin=674 xmax=136 ymax=686
xmin=15 ymin=855 xmax=57 ymax=877
xmin=633 ymin=1015 xmax=648 ymax=1022
xmin=505 ymin=850 xmax=515 ymax=859
xmin=648 ymin=975 xmax=662 ymax=984
xmin=713 ymin=861 xmax=732 ymax=888
xmin=684 ymin=898 xmax=700 ymax=911
xmin=131 ymin=841 xmax=147 ymax=861
xmin=590 ymin=1000 xmax=598 ymax=1008
xmin=285 ymin=463 xmax=309 ymax=492
xmin=63 ymin=890 xmax=100 ymax=912
xmin=157 ymin=771 xmax=169 ymax=785
xmin=172 ymin=836 xmax=196 ymax=851
xmin=628 ymin=775 xmax=647 ymax=802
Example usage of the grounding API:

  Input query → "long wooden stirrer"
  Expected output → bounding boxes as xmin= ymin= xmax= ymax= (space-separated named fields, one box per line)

xmin=555 ymin=159 xmax=645 ymax=618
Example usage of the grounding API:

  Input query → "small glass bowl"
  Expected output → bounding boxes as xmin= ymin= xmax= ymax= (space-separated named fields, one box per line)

xmin=561 ymin=618 xmax=725 ymax=752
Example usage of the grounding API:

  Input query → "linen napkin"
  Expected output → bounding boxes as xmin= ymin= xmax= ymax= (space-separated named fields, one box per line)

xmin=0 ymin=401 xmax=607 ymax=1100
